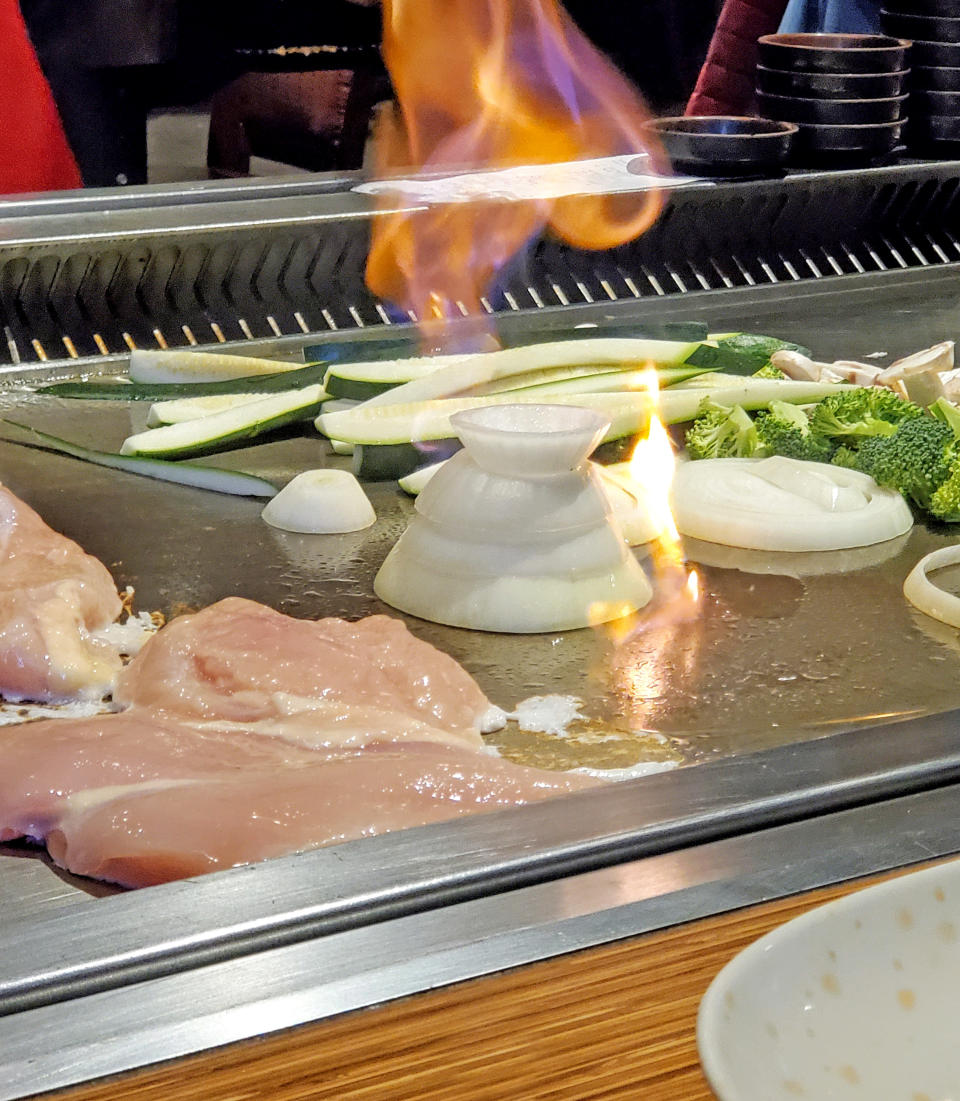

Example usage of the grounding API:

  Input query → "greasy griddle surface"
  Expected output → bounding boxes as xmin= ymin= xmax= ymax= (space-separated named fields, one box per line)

xmin=4 ymin=273 xmax=960 ymax=911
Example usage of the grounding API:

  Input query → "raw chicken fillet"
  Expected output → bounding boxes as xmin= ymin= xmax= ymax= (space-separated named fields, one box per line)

xmin=115 ymin=596 xmax=502 ymax=736
xmin=2 ymin=595 xmax=600 ymax=888
xmin=0 ymin=485 xmax=122 ymax=701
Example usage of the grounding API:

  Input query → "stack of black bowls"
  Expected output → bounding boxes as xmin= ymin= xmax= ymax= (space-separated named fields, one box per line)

xmin=756 ymin=33 xmax=910 ymax=164
xmin=881 ymin=1 xmax=960 ymax=148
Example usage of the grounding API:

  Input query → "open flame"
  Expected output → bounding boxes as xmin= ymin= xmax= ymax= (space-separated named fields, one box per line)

xmin=589 ymin=367 xmax=700 ymax=641
xmin=368 ymin=0 xmax=697 ymax=651
xmin=367 ymin=0 xmax=664 ymax=325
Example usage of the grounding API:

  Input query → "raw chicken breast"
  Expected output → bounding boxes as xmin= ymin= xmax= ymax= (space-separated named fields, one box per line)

xmin=0 ymin=710 xmax=323 ymax=843
xmin=114 ymin=597 xmax=501 ymax=737
xmin=196 ymin=698 xmax=491 ymax=752
xmin=0 ymin=700 xmax=492 ymax=844
xmin=0 ymin=485 xmax=122 ymax=701
xmin=41 ymin=742 xmax=601 ymax=887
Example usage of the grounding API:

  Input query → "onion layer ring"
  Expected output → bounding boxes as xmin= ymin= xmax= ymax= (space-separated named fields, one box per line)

xmin=904 ymin=545 xmax=960 ymax=628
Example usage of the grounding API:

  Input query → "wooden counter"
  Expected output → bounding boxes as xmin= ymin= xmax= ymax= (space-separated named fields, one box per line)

xmin=46 ymin=862 xmax=929 ymax=1101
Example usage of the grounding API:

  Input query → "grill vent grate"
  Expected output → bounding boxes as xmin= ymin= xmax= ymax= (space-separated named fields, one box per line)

xmin=3 ymin=163 xmax=960 ymax=366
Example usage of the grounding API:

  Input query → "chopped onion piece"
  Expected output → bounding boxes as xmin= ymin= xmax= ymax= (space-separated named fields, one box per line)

xmin=261 ymin=469 xmax=375 ymax=533
xmin=672 ymin=457 xmax=913 ymax=551
xmin=904 ymin=545 xmax=960 ymax=628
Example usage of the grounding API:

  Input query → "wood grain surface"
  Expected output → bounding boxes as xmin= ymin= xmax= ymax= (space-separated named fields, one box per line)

xmin=47 ymin=862 xmax=930 ymax=1101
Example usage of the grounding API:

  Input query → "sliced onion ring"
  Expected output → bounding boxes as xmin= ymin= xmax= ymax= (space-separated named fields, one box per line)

xmin=904 ymin=545 xmax=960 ymax=628
xmin=671 ymin=457 xmax=913 ymax=552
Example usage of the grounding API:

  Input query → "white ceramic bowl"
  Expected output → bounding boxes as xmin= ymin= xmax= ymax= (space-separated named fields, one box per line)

xmin=698 ymin=859 xmax=960 ymax=1100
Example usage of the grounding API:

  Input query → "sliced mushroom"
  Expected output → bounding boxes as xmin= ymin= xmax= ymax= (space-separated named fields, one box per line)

xmin=771 ymin=349 xmax=883 ymax=386
xmin=876 ymin=341 xmax=954 ymax=406
xmin=769 ymin=349 xmax=823 ymax=381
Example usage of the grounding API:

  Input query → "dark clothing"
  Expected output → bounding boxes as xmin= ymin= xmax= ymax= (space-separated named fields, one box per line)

xmin=686 ymin=0 xmax=790 ymax=116
xmin=20 ymin=0 xmax=383 ymax=187
xmin=562 ymin=0 xmax=719 ymax=113
xmin=223 ymin=0 xmax=382 ymax=51
xmin=20 ymin=0 xmax=177 ymax=68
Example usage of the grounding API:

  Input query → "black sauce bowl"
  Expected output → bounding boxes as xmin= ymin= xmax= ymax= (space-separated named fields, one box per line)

xmin=911 ymin=64 xmax=960 ymax=91
xmin=883 ymin=0 xmax=960 ymax=13
xmin=910 ymin=88 xmax=960 ymax=114
xmin=881 ymin=9 xmax=960 ymax=42
xmin=908 ymin=113 xmax=960 ymax=144
xmin=757 ymin=90 xmax=907 ymax=124
xmin=756 ymin=65 xmax=908 ymax=98
xmin=758 ymin=33 xmax=911 ymax=73
xmin=641 ymin=116 xmax=797 ymax=177
xmin=910 ymin=38 xmax=960 ymax=66
xmin=790 ymin=118 xmax=905 ymax=163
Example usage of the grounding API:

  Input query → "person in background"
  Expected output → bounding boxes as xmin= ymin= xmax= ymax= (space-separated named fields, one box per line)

xmin=0 ymin=0 xmax=81 ymax=194
xmin=19 ymin=0 xmax=182 ymax=187
xmin=563 ymin=0 xmax=719 ymax=114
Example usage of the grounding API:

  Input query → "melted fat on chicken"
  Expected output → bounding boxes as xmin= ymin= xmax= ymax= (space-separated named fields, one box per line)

xmin=0 ymin=485 xmax=122 ymax=702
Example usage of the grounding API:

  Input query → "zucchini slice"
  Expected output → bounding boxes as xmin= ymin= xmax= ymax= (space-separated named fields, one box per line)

xmin=352 ymin=440 xmax=461 ymax=481
xmin=129 ymin=348 xmax=303 ymax=384
xmin=303 ymin=320 xmax=710 ymax=366
xmin=317 ymin=380 xmax=849 ymax=447
xmin=398 ymin=461 xmax=448 ymax=496
xmin=1 ymin=421 xmax=277 ymax=497
xmin=357 ymin=338 xmax=705 ymax=409
xmin=146 ymin=393 xmax=272 ymax=427
xmin=122 ymin=385 xmax=327 ymax=459
xmin=490 ymin=365 xmax=710 ymax=397
xmin=37 ymin=362 xmax=329 ymax=401
xmin=324 ymin=351 xmax=477 ymax=400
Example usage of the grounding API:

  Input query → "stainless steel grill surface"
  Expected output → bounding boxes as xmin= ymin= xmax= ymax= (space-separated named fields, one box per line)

xmin=4 ymin=163 xmax=960 ymax=1097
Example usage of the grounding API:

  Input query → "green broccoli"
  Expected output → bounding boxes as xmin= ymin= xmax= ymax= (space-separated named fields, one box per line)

xmin=929 ymin=396 xmax=960 ymax=440
xmin=854 ymin=416 xmax=958 ymax=510
xmin=930 ymin=464 xmax=960 ymax=522
xmin=830 ymin=445 xmax=861 ymax=470
xmin=754 ymin=401 xmax=835 ymax=463
xmin=752 ymin=362 xmax=788 ymax=380
xmin=685 ymin=400 xmax=766 ymax=460
xmin=808 ymin=388 xmax=924 ymax=446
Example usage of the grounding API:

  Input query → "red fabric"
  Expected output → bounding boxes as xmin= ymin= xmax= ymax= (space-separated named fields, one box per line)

xmin=686 ymin=0 xmax=790 ymax=116
xmin=0 ymin=0 xmax=82 ymax=195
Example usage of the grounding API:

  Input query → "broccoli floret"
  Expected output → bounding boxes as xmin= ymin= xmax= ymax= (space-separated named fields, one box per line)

xmin=754 ymin=401 xmax=835 ymax=463
xmin=929 ymin=396 xmax=960 ymax=440
xmin=855 ymin=416 xmax=958 ymax=510
xmin=685 ymin=400 xmax=766 ymax=460
xmin=752 ymin=362 xmax=788 ymax=380
xmin=929 ymin=462 xmax=960 ymax=522
xmin=809 ymin=388 xmax=924 ymax=446
xmin=830 ymin=445 xmax=861 ymax=470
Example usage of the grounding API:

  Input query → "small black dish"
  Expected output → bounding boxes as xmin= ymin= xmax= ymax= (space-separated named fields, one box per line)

xmin=756 ymin=65 xmax=908 ymax=98
xmin=908 ymin=113 xmax=960 ymax=142
xmin=910 ymin=88 xmax=960 ymax=114
xmin=881 ymin=9 xmax=960 ymax=43
xmin=911 ymin=64 xmax=960 ymax=91
xmin=641 ymin=116 xmax=797 ymax=177
xmin=757 ymin=33 xmax=911 ymax=74
xmin=883 ymin=0 xmax=960 ymax=14
xmin=789 ymin=118 xmax=905 ymax=163
xmin=757 ymin=90 xmax=907 ymax=124
xmin=909 ymin=38 xmax=960 ymax=66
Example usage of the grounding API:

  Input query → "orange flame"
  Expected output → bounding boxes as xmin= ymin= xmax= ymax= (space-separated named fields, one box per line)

xmin=367 ymin=0 xmax=664 ymax=325
xmin=591 ymin=367 xmax=700 ymax=644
